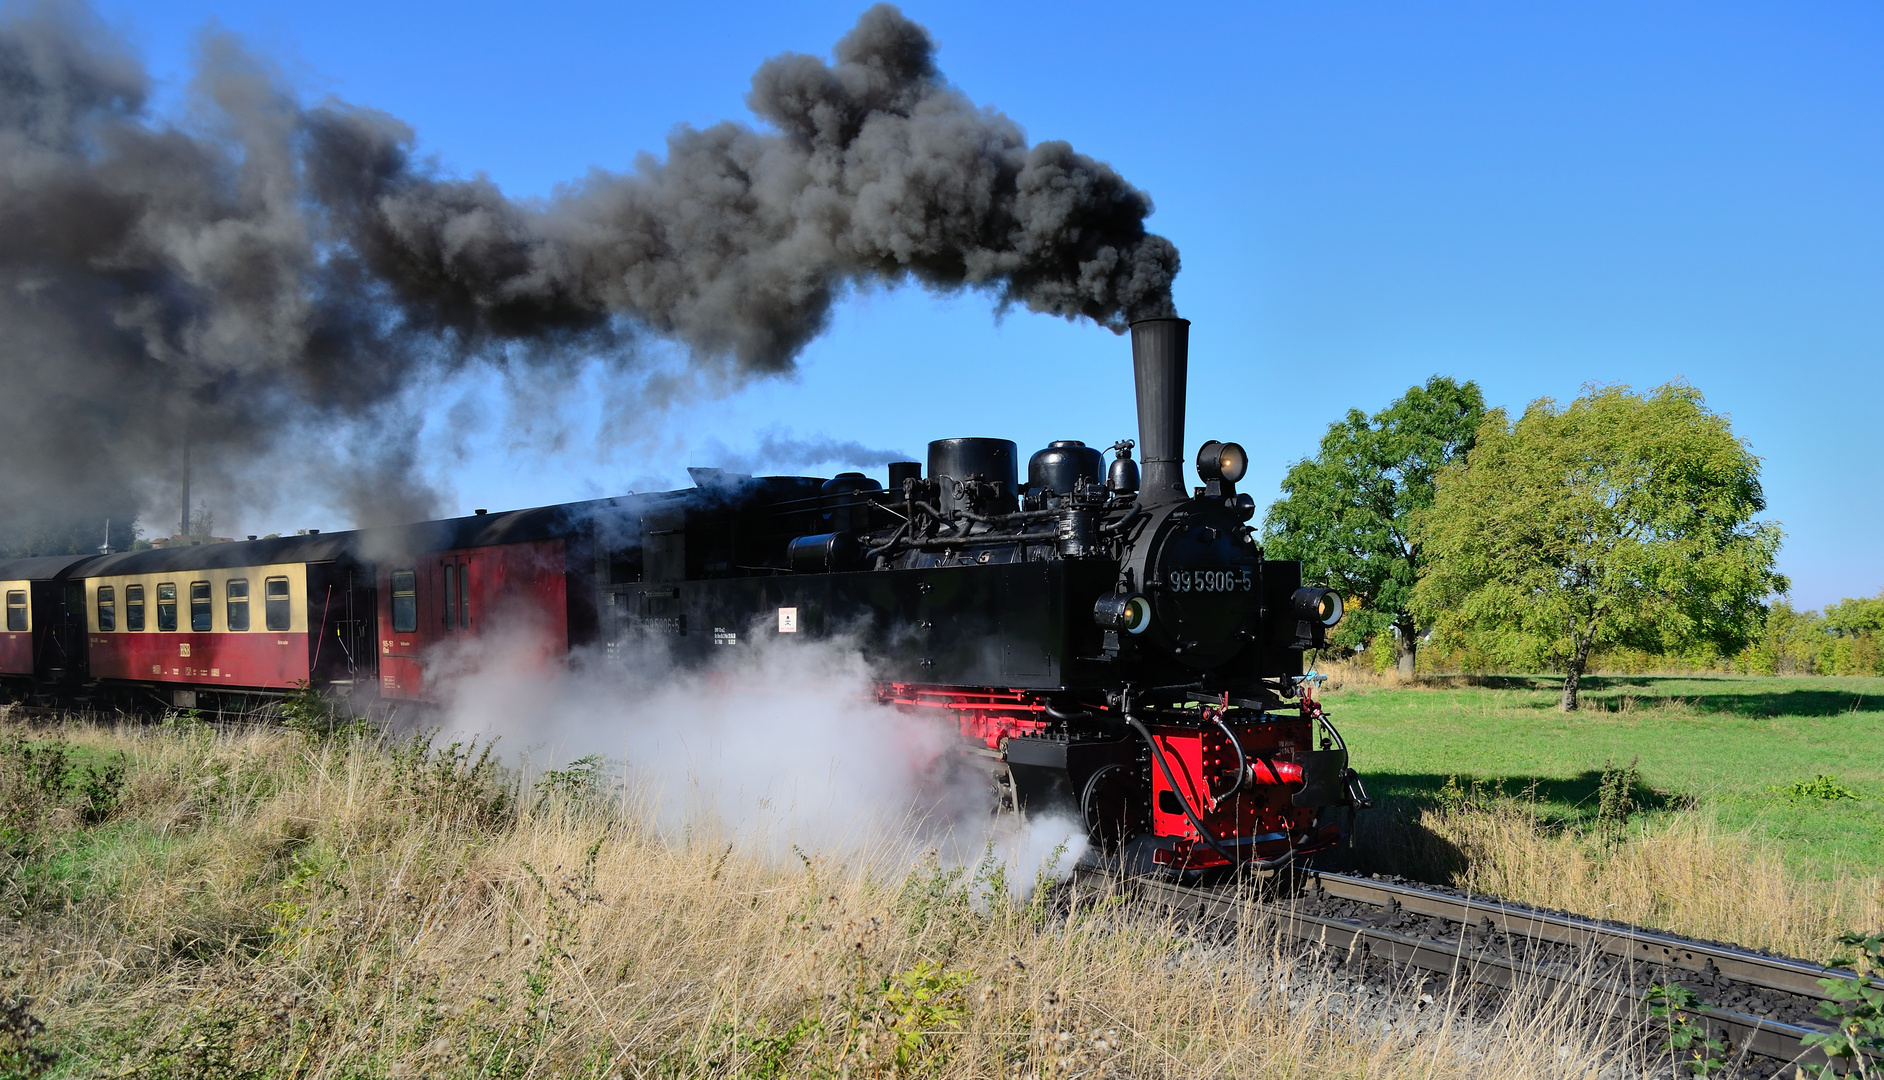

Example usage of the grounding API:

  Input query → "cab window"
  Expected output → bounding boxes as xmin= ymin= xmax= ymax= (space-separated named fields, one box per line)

xmin=156 ymin=583 xmax=178 ymax=632
xmin=97 ymin=585 xmax=116 ymax=632
xmin=264 ymin=577 xmax=290 ymax=632
xmin=190 ymin=581 xmax=212 ymax=632
xmin=226 ymin=579 xmax=249 ymax=632
xmin=126 ymin=584 xmax=145 ymax=631
xmin=391 ymin=570 xmax=417 ymax=634
xmin=4 ymin=591 xmax=23 ymax=632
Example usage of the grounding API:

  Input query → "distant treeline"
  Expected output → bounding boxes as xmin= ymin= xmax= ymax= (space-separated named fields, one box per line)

xmin=1741 ymin=594 xmax=1884 ymax=676
xmin=1330 ymin=590 xmax=1884 ymax=680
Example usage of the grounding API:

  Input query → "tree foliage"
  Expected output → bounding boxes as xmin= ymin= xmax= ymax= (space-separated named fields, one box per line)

xmin=1263 ymin=376 xmax=1485 ymax=676
xmin=1413 ymin=383 xmax=1785 ymax=710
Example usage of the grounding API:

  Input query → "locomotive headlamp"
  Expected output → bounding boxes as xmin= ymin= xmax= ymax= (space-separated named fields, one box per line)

xmin=1195 ymin=440 xmax=1249 ymax=484
xmin=1094 ymin=593 xmax=1153 ymax=635
xmin=1292 ymin=586 xmax=1345 ymax=628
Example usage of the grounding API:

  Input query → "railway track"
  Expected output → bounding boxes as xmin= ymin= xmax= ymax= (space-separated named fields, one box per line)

xmin=1071 ymin=866 xmax=1881 ymax=1075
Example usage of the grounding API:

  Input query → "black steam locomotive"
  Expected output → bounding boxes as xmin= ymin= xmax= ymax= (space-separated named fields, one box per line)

xmin=2 ymin=317 xmax=1365 ymax=873
xmin=601 ymin=317 xmax=1369 ymax=871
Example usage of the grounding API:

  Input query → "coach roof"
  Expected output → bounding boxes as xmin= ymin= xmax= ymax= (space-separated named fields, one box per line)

xmin=77 ymin=496 xmax=651 ymax=578
xmin=0 ymin=554 xmax=103 ymax=581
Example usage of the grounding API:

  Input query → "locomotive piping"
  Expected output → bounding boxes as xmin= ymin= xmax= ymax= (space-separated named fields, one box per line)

xmin=1207 ymin=708 xmax=1249 ymax=805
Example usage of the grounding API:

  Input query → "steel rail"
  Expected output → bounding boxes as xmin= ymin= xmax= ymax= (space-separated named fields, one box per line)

xmin=1311 ymin=873 xmax=1883 ymax=1003
xmin=1070 ymin=866 xmax=1878 ymax=1073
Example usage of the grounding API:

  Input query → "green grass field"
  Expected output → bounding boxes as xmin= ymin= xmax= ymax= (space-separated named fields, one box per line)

xmin=1321 ymin=673 xmax=1884 ymax=880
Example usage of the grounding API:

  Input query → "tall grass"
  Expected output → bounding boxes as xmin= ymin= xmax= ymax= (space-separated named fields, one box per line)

xmin=1354 ymin=782 xmax=1884 ymax=961
xmin=0 ymin=714 xmax=1664 ymax=1079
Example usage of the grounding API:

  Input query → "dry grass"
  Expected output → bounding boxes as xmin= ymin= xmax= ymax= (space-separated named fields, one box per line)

xmin=0 ymin=715 xmax=1676 ymax=1078
xmin=1356 ymin=788 xmax=1884 ymax=961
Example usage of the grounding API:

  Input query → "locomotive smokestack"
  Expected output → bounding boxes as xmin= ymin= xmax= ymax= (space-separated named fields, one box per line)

xmin=1129 ymin=318 xmax=1190 ymax=505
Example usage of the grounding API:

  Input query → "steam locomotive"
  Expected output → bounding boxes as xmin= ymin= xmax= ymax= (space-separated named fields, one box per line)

xmin=1 ymin=317 xmax=1367 ymax=872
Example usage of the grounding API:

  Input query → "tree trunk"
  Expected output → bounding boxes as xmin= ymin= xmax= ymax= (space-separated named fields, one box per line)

xmin=1396 ymin=617 xmax=1417 ymax=680
xmin=1560 ymin=633 xmax=1594 ymax=711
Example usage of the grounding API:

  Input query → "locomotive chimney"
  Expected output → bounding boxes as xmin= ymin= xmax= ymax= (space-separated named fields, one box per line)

xmin=1129 ymin=317 xmax=1190 ymax=505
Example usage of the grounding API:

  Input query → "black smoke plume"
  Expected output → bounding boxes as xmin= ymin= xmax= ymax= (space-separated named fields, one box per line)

xmin=0 ymin=2 xmax=1178 ymax=547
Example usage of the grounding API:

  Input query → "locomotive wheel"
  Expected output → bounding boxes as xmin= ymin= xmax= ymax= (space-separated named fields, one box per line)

xmin=1079 ymin=764 xmax=1144 ymax=855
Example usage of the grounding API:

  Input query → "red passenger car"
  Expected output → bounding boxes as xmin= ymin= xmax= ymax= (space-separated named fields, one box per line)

xmin=372 ymin=504 xmax=602 ymax=702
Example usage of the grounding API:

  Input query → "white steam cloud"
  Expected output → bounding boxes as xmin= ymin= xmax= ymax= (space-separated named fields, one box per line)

xmin=420 ymin=612 xmax=1087 ymax=893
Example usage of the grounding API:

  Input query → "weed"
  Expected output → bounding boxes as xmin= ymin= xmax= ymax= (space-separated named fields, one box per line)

xmin=278 ymin=681 xmax=372 ymax=743
xmin=533 ymin=753 xmax=606 ymax=810
xmin=844 ymin=959 xmax=974 ymax=1076
xmin=1643 ymin=982 xmax=1728 ymax=1076
xmin=1800 ymin=931 xmax=1884 ymax=1077
xmin=0 ymin=993 xmax=58 ymax=1079
xmin=389 ymin=732 xmax=514 ymax=828
xmin=1595 ymin=756 xmax=1640 ymax=844
xmin=159 ymin=708 xmax=209 ymax=737
xmin=79 ymin=753 xmax=126 ymax=825
xmin=1778 ymin=775 xmax=1863 ymax=802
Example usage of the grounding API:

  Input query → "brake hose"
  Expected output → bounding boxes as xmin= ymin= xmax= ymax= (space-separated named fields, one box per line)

xmin=1206 ymin=707 xmax=1248 ymax=806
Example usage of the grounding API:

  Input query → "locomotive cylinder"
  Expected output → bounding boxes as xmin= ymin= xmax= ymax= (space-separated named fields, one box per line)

xmin=1129 ymin=317 xmax=1191 ymax=505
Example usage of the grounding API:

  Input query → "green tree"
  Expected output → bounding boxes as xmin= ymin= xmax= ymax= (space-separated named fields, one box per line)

xmin=1263 ymin=376 xmax=1485 ymax=677
xmin=1414 ymin=383 xmax=1785 ymax=710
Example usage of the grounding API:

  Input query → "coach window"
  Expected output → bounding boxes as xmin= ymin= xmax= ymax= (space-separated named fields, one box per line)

xmin=264 ymin=577 xmax=290 ymax=632
xmin=391 ymin=570 xmax=417 ymax=633
xmin=4 ymin=591 xmax=23 ymax=632
xmin=156 ymin=583 xmax=178 ymax=632
xmin=97 ymin=585 xmax=116 ymax=632
xmin=443 ymin=565 xmax=457 ymax=630
xmin=459 ymin=564 xmax=470 ymax=629
xmin=126 ymin=584 xmax=145 ymax=631
xmin=190 ymin=581 xmax=212 ymax=632
xmin=226 ymin=579 xmax=250 ymax=632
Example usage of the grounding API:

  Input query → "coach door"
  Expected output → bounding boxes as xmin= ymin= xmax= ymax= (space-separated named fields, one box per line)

xmin=439 ymin=552 xmax=481 ymax=637
xmin=49 ymin=582 xmax=88 ymax=683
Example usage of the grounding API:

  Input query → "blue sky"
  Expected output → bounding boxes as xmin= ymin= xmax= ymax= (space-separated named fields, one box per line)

xmin=95 ymin=0 xmax=1883 ymax=608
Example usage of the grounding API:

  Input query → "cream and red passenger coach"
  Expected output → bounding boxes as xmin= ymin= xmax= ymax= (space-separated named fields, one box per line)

xmin=82 ymin=535 xmax=376 ymax=707
xmin=0 ymin=555 xmax=93 ymax=688
xmin=63 ymin=503 xmax=603 ymax=710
